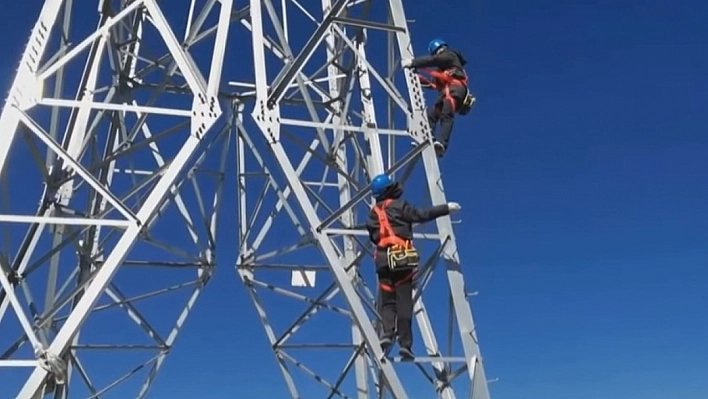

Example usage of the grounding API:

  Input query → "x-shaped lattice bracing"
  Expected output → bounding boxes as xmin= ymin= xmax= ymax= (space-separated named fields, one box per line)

xmin=242 ymin=0 xmax=490 ymax=397
xmin=0 ymin=0 xmax=233 ymax=397
xmin=0 ymin=0 xmax=493 ymax=398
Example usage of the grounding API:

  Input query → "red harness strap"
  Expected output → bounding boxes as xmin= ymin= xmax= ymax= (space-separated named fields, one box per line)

xmin=373 ymin=200 xmax=416 ymax=291
xmin=372 ymin=199 xmax=410 ymax=249
xmin=379 ymin=272 xmax=415 ymax=292
xmin=418 ymin=68 xmax=469 ymax=113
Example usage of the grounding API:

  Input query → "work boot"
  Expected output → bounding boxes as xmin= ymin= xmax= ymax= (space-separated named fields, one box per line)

xmin=433 ymin=141 xmax=445 ymax=157
xmin=380 ymin=337 xmax=393 ymax=351
xmin=398 ymin=346 xmax=414 ymax=361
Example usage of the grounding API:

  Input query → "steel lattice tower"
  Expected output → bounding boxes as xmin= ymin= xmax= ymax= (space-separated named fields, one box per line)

xmin=0 ymin=1 xmax=492 ymax=398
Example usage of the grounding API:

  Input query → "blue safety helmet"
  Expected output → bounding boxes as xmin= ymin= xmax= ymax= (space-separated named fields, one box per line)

xmin=371 ymin=174 xmax=393 ymax=196
xmin=428 ymin=38 xmax=447 ymax=55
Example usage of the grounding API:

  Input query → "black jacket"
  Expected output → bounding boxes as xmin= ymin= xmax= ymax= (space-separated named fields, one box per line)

xmin=366 ymin=198 xmax=450 ymax=270
xmin=410 ymin=48 xmax=468 ymax=82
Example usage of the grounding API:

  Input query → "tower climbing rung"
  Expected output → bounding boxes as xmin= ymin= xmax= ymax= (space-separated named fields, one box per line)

xmin=389 ymin=356 xmax=469 ymax=364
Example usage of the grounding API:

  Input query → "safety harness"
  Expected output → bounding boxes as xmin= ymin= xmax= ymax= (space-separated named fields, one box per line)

xmin=372 ymin=200 xmax=420 ymax=291
xmin=379 ymin=271 xmax=415 ymax=293
xmin=418 ymin=67 xmax=476 ymax=115
xmin=373 ymin=199 xmax=411 ymax=249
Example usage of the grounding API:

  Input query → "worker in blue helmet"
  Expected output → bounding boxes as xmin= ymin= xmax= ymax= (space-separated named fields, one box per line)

xmin=401 ymin=38 xmax=475 ymax=157
xmin=365 ymin=173 xmax=461 ymax=359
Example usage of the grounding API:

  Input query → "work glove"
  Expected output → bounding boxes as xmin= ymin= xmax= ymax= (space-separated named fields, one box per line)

xmin=401 ymin=58 xmax=413 ymax=69
xmin=447 ymin=202 xmax=461 ymax=213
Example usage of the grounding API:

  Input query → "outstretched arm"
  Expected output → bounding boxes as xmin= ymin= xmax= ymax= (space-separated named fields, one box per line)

xmin=399 ymin=200 xmax=450 ymax=224
xmin=409 ymin=51 xmax=458 ymax=70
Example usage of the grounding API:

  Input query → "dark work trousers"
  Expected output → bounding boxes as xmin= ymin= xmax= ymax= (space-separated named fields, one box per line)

xmin=426 ymin=84 xmax=467 ymax=149
xmin=377 ymin=268 xmax=415 ymax=348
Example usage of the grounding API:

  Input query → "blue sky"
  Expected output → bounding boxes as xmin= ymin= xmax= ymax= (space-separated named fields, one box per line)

xmin=1 ymin=0 xmax=707 ymax=398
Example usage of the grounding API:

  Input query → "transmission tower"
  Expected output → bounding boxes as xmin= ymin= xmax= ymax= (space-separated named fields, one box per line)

xmin=0 ymin=1 xmax=491 ymax=398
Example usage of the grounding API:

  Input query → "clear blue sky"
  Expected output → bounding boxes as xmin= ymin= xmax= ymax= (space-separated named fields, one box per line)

xmin=1 ymin=0 xmax=707 ymax=398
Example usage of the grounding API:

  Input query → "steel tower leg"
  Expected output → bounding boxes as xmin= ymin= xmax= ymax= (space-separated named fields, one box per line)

xmin=236 ymin=0 xmax=491 ymax=398
xmin=0 ymin=1 xmax=231 ymax=397
xmin=1 ymin=0 xmax=493 ymax=398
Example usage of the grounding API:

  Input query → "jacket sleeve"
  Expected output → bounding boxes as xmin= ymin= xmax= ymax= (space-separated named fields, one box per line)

xmin=410 ymin=51 xmax=458 ymax=70
xmin=365 ymin=209 xmax=379 ymax=244
xmin=399 ymin=200 xmax=450 ymax=224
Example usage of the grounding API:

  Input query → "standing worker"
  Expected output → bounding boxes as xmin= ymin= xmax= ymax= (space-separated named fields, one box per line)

xmin=402 ymin=38 xmax=475 ymax=157
xmin=365 ymin=173 xmax=461 ymax=359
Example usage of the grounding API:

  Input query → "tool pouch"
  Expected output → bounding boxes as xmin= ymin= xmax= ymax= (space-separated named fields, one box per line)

xmin=386 ymin=244 xmax=419 ymax=271
xmin=458 ymin=92 xmax=476 ymax=116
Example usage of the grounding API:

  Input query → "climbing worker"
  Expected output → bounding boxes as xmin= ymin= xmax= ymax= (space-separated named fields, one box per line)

xmin=365 ymin=173 xmax=461 ymax=359
xmin=402 ymin=38 xmax=475 ymax=157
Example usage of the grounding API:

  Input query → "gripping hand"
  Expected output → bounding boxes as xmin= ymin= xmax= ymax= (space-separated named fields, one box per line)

xmin=447 ymin=202 xmax=461 ymax=213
